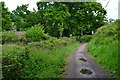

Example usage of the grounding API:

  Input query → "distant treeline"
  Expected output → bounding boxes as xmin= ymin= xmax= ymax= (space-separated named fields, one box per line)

xmin=1 ymin=2 xmax=109 ymax=37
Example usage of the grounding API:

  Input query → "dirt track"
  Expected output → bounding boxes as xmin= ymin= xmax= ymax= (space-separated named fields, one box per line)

xmin=64 ymin=43 xmax=113 ymax=78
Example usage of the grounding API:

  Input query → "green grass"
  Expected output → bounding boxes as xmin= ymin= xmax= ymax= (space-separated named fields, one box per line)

xmin=2 ymin=40 xmax=80 ymax=78
xmin=87 ymin=20 xmax=119 ymax=78
xmin=22 ymin=41 xmax=80 ymax=78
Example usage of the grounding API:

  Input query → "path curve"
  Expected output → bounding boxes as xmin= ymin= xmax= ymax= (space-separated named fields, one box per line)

xmin=64 ymin=43 xmax=113 ymax=78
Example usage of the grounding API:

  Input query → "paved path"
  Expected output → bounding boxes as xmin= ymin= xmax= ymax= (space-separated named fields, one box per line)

xmin=64 ymin=43 xmax=113 ymax=78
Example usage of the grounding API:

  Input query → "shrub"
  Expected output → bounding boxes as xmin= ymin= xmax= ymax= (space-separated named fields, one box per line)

xmin=70 ymin=36 xmax=77 ymax=42
xmin=25 ymin=24 xmax=49 ymax=42
xmin=2 ymin=38 xmax=79 ymax=78
xmin=87 ymin=20 xmax=119 ymax=78
xmin=21 ymin=42 xmax=80 ymax=78
xmin=0 ymin=32 xmax=2 ymax=44
xmin=2 ymin=45 xmax=30 ymax=78
xmin=28 ymin=36 xmax=77 ymax=49
xmin=2 ymin=31 xmax=20 ymax=44
xmin=79 ymin=35 xmax=92 ymax=42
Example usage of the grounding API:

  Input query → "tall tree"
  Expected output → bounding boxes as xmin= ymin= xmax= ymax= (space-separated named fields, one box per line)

xmin=43 ymin=3 xmax=70 ymax=37
xmin=11 ymin=4 xmax=30 ymax=31
xmin=36 ymin=2 xmax=107 ymax=37
xmin=1 ymin=1 xmax=12 ymax=31
xmin=25 ymin=9 xmax=44 ymax=29
xmin=12 ymin=4 xmax=30 ymax=18
xmin=62 ymin=2 xmax=107 ymax=36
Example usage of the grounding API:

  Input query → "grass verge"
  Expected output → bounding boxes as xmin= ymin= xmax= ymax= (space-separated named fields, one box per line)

xmin=2 ymin=41 xmax=80 ymax=78
xmin=87 ymin=20 xmax=119 ymax=79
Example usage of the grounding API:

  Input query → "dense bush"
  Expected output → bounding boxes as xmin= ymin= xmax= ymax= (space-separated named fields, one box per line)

xmin=79 ymin=35 xmax=92 ymax=42
xmin=87 ymin=20 xmax=119 ymax=78
xmin=2 ymin=31 xmax=20 ymax=44
xmin=28 ymin=37 xmax=76 ymax=49
xmin=0 ymin=32 xmax=2 ymax=44
xmin=2 ymin=37 xmax=79 ymax=78
xmin=2 ymin=45 xmax=30 ymax=78
xmin=25 ymin=24 xmax=49 ymax=42
xmin=22 ymin=42 xmax=79 ymax=78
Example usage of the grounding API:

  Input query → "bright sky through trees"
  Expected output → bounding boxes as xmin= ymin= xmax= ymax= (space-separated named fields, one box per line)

xmin=0 ymin=0 xmax=119 ymax=19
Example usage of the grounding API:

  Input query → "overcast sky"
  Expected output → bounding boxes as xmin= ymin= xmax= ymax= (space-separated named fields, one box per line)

xmin=0 ymin=0 xmax=119 ymax=19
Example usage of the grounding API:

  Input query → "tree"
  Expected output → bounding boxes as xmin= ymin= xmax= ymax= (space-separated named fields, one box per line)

xmin=1 ymin=1 xmax=12 ymax=30
xmin=25 ymin=9 xmax=44 ymax=29
xmin=43 ymin=3 xmax=71 ymax=37
xmin=11 ymin=4 xmax=31 ymax=31
xmin=12 ymin=4 xmax=30 ymax=18
xmin=34 ymin=2 xmax=107 ymax=37
xmin=62 ymin=2 xmax=107 ymax=36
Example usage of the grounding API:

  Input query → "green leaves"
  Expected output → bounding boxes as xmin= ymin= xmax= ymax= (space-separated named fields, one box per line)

xmin=25 ymin=24 xmax=49 ymax=42
xmin=2 ymin=45 xmax=30 ymax=78
xmin=87 ymin=20 xmax=119 ymax=78
xmin=1 ymin=2 xmax=12 ymax=30
xmin=2 ymin=31 xmax=21 ymax=44
xmin=2 ymin=1 xmax=107 ymax=36
xmin=12 ymin=4 xmax=30 ymax=18
xmin=43 ymin=3 xmax=70 ymax=37
xmin=10 ymin=4 xmax=31 ymax=31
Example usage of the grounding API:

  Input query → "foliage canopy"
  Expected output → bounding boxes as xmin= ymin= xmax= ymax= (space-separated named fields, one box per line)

xmin=1 ymin=2 xmax=107 ymax=37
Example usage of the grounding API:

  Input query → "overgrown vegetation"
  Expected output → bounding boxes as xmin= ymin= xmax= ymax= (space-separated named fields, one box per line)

xmin=1 ymin=1 xmax=118 ymax=79
xmin=87 ymin=20 xmax=119 ymax=79
xmin=2 ymin=34 xmax=79 ymax=78
xmin=2 ymin=45 xmax=29 ymax=78
xmin=25 ymin=24 xmax=49 ymax=42
xmin=79 ymin=35 xmax=92 ymax=42
xmin=2 ymin=31 xmax=21 ymax=44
